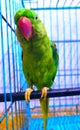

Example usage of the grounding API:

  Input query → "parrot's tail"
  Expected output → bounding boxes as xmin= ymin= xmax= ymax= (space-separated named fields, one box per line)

xmin=40 ymin=98 xmax=49 ymax=130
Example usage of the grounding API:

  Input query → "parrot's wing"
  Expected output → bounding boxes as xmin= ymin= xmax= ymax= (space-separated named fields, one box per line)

xmin=51 ymin=42 xmax=59 ymax=82
xmin=51 ymin=42 xmax=58 ymax=56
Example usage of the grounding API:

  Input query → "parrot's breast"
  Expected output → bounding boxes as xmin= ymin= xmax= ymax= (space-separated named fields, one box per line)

xmin=22 ymin=43 xmax=58 ymax=90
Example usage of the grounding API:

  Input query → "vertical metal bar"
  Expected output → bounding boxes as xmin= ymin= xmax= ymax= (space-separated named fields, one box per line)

xmin=49 ymin=0 xmax=52 ymax=40
xmin=29 ymin=0 xmax=32 ymax=8
xmin=56 ymin=9 xmax=61 ymax=114
xmin=76 ymin=1 xmax=80 ymax=6
xmin=63 ymin=0 xmax=67 ymax=6
xmin=69 ymin=8 xmax=73 ymax=87
xmin=62 ymin=9 xmax=66 ymax=112
xmin=75 ymin=9 xmax=80 ymax=105
xmin=1 ymin=0 xmax=8 ymax=129
xmin=8 ymin=0 xmax=14 ymax=129
xmin=43 ymin=0 xmax=45 ymax=23
xmin=70 ymin=0 xmax=74 ymax=6
xmin=15 ymin=3 xmax=21 ymax=127
xmin=69 ymin=9 xmax=73 ymax=109
xmin=56 ymin=0 xmax=60 ymax=7
xmin=21 ymin=0 xmax=25 ymax=7
xmin=13 ymin=1 xmax=18 ymax=130
xmin=5 ymin=0 xmax=12 ymax=129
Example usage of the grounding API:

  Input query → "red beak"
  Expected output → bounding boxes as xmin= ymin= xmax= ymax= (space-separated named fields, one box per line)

xmin=18 ymin=17 xmax=33 ymax=40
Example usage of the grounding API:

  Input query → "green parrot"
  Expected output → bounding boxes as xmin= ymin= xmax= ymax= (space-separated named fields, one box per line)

xmin=14 ymin=8 xmax=59 ymax=130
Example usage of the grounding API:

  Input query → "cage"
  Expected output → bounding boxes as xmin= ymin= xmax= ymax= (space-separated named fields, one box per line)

xmin=0 ymin=0 xmax=80 ymax=130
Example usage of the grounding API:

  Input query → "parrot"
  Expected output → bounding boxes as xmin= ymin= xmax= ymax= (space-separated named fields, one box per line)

xmin=14 ymin=8 xmax=59 ymax=130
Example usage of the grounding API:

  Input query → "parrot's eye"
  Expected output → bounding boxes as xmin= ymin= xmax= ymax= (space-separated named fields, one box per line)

xmin=34 ymin=16 xmax=38 ymax=20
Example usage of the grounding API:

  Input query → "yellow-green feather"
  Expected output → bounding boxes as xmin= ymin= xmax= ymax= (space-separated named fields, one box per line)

xmin=40 ymin=98 xmax=49 ymax=130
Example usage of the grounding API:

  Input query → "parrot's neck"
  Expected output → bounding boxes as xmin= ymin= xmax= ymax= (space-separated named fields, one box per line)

xmin=23 ymin=34 xmax=50 ymax=60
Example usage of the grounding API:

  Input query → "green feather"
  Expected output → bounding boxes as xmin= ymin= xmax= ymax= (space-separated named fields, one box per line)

xmin=14 ymin=8 xmax=59 ymax=130
xmin=40 ymin=98 xmax=49 ymax=130
xmin=14 ymin=8 xmax=38 ymax=25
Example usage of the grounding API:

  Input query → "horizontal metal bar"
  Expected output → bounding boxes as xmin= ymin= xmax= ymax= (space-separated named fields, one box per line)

xmin=0 ymin=87 xmax=80 ymax=102
xmin=53 ymin=40 xmax=80 ymax=43
xmin=31 ymin=6 xmax=80 ymax=10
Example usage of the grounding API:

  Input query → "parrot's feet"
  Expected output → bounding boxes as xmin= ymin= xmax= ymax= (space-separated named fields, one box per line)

xmin=41 ymin=87 xmax=49 ymax=100
xmin=25 ymin=88 xmax=33 ymax=103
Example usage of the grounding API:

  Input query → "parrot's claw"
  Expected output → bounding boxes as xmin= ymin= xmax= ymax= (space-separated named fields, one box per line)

xmin=25 ymin=88 xmax=33 ymax=103
xmin=41 ymin=87 xmax=49 ymax=100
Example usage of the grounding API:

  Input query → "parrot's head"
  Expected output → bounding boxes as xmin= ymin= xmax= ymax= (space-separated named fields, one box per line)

xmin=14 ymin=8 xmax=46 ymax=41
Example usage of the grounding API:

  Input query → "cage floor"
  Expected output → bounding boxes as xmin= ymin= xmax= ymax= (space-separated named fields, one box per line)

xmin=28 ymin=115 xmax=80 ymax=130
